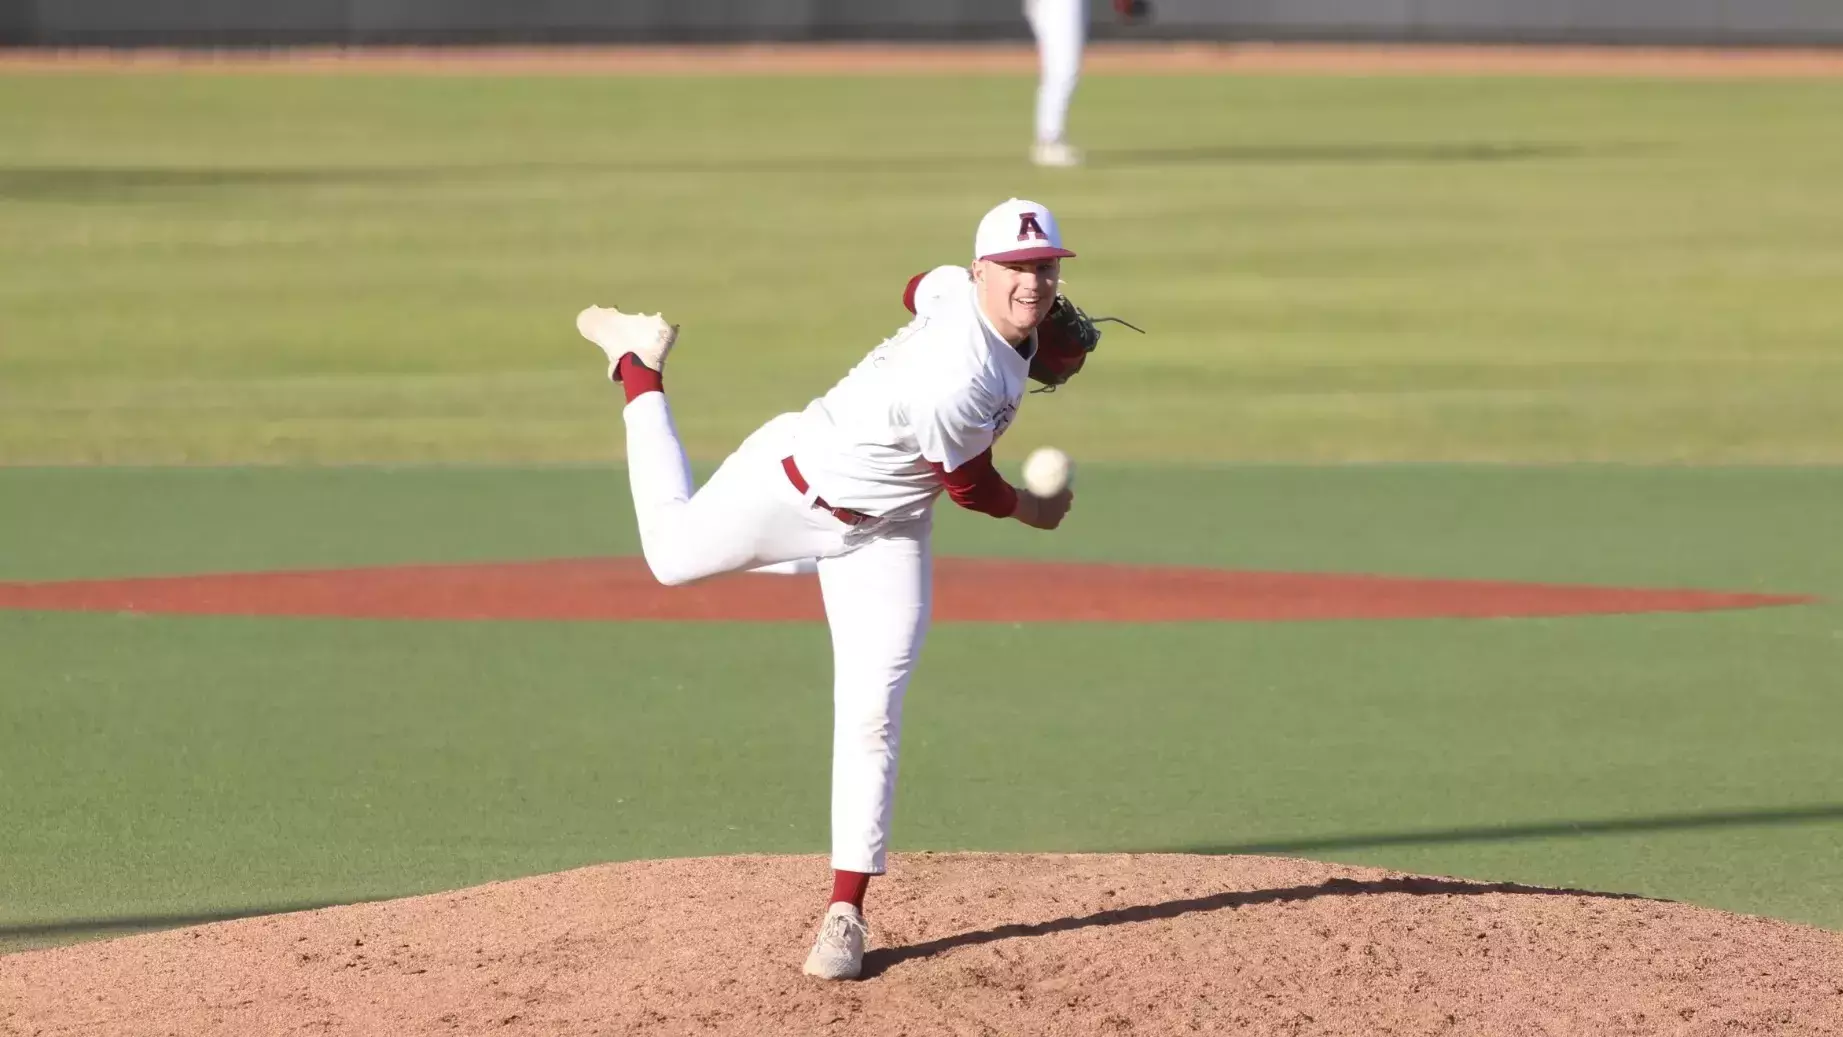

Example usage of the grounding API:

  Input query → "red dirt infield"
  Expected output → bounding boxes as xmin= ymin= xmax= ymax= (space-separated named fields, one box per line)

xmin=0 ymin=557 xmax=1811 ymax=623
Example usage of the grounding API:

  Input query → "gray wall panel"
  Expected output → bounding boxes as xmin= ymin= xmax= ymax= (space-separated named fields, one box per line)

xmin=1227 ymin=0 xmax=1416 ymax=31
xmin=1567 ymin=0 xmax=1724 ymax=39
xmin=348 ymin=1 xmax=730 ymax=39
xmin=1131 ymin=0 xmax=1383 ymax=33
xmin=1411 ymin=0 xmax=1575 ymax=37
xmin=813 ymin=0 xmax=1022 ymax=33
xmin=13 ymin=0 xmax=1843 ymax=46
xmin=0 ymin=0 xmax=34 ymax=44
xmin=35 ymin=0 xmax=344 ymax=37
xmin=1721 ymin=0 xmax=1843 ymax=36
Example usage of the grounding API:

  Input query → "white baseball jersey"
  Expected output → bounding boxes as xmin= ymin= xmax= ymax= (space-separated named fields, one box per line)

xmin=790 ymin=266 xmax=1034 ymax=519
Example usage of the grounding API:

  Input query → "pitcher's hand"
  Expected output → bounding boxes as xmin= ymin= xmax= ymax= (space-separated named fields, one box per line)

xmin=1012 ymin=488 xmax=1073 ymax=530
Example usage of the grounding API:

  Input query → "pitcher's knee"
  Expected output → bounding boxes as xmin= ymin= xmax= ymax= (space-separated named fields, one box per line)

xmin=835 ymin=704 xmax=903 ymax=752
xmin=641 ymin=545 xmax=702 ymax=587
xmin=645 ymin=558 xmax=696 ymax=588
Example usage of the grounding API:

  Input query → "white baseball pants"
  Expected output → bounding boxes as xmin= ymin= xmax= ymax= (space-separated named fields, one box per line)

xmin=1026 ymin=0 xmax=1086 ymax=145
xmin=622 ymin=392 xmax=932 ymax=875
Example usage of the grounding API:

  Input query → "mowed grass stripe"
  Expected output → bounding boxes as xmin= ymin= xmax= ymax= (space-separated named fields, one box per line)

xmin=1 ymin=74 xmax=1840 ymax=462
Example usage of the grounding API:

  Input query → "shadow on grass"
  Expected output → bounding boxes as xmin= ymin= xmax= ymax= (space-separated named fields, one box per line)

xmin=0 ymin=166 xmax=430 ymax=200
xmin=1180 ymin=802 xmax=1843 ymax=856
xmin=860 ymin=874 xmax=1645 ymax=978
xmin=587 ymin=140 xmax=1613 ymax=173
xmin=0 ymin=897 xmax=388 ymax=945
xmin=0 ymin=140 xmax=1620 ymax=199
xmin=1087 ymin=140 xmax=1623 ymax=168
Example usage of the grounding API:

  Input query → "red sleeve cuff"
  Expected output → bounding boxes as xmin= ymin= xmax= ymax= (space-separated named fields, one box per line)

xmin=928 ymin=450 xmax=1018 ymax=518
xmin=902 ymin=272 xmax=927 ymax=315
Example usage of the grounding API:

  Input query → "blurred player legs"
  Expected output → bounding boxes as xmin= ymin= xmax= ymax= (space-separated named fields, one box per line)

xmin=1025 ymin=0 xmax=1085 ymax=167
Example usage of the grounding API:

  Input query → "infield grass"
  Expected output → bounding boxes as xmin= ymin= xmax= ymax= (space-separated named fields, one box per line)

xmin=2 ymin=72 xmax=1841 ymax=462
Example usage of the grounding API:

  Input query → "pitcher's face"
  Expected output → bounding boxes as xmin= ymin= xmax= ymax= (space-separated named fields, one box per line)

xmin=974 ymin=257 xmax=1060 ymax=344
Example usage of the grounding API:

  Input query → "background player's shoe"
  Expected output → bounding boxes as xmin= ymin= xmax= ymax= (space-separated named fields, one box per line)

xmin=1031 ymin=140 xmax=1083 ymax=168
xmin=575 ymin=306 xmax=678 ymax=379
xmin=802 ymin=902 xmax=868 ymax=980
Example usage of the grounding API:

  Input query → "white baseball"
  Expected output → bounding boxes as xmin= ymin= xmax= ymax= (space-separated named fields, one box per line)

xmin=1022 ymin=447 xmax=1073 ymax=497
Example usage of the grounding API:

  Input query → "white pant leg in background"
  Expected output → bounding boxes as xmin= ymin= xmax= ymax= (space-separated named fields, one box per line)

xmin=622 ymin=396 xmax=847 ymax=585
xmin=1026 ymin=0 xmax=1086 ymax=145
xmin=817 ymin=515 xmax=933 ymax=875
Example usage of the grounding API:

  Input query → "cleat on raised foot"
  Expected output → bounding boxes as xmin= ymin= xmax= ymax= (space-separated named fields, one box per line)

xmin=802 ymin=902 xmax=867 ymax=981
xmin=576 ymin=306 xmax=678 ymax=378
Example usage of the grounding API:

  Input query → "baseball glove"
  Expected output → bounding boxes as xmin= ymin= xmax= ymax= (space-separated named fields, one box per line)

xmin=1029 ymin=295 xmax=1143 ymax=392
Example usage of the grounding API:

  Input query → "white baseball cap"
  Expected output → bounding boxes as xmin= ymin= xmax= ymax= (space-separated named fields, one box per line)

xmin=973 ymin=197 xmax=1076 ymax=263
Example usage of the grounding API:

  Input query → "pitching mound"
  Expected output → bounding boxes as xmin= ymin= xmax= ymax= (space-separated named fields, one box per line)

xmin=0 ymin=557 xmax=1810 ymax=623
xmin=5 ymin=855 xmax=1840 ymax=1036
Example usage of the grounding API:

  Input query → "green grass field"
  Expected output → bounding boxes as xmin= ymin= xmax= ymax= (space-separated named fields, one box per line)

xmin=2 ymin=67 xmax=1840 ymax=954
xmin=3 ymin=72 xmax=1841 ymax=463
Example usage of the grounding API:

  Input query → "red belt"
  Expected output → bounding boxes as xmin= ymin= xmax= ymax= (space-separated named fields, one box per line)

xmin=782 ymin=456 xmax=874 ymax=527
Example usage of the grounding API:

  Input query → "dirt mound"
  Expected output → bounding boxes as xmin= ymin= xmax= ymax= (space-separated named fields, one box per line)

xmin=4 ymin=853 xmax=1839 ymax=1036
xmin=0 ymin=557 xmax=1809 ymax=623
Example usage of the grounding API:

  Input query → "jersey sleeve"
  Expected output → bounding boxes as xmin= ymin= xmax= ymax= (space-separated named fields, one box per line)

xmin=907 ymin=376 xmax=1000 ymax=474
xmin=902 ymin=265 xmax=972 ymax=318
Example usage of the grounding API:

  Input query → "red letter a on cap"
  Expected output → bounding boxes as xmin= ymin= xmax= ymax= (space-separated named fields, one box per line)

xmin=1017 ymin=212 xmax=1048 ymax=242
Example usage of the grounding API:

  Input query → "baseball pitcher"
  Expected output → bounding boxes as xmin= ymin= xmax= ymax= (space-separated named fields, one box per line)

xmin=576 ymin=198 xmax=1119 ymax=980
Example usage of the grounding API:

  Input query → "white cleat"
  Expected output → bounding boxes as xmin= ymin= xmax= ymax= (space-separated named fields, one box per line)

xmin=801 ymin=902 xmax=868 ymax=981
xmin=575 ymin=305 xmax=678 ymax=379
xmin=1031 ymin=140 xmax=1084 ymax=168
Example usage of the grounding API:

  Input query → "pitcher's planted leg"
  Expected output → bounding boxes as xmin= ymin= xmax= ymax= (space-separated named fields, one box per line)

xmin=819 ymin=521 xmax=932 ymax=878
